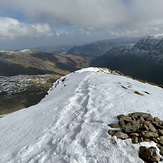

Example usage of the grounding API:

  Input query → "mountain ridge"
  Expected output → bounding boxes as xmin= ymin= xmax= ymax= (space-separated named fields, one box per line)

xmin=92 ymin=36 xmax=163 ymax=85
xmin=0 ymin=67 xmax=163 ymax=163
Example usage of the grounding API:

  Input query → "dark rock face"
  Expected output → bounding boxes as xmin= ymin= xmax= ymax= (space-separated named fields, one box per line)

xmin=92 ymin=36 xmax=163 ymax=85
xmin=67 ymin=38 xmax=138 ymax=57
xmin=108 ymin=112 xmax=163 ymax=157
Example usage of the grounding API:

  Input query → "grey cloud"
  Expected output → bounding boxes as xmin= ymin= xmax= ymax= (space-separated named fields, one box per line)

xmin=1 ymin=0 xmax=163 ymax=49
xmin=1 ymin=0 xmax=163 ymax=29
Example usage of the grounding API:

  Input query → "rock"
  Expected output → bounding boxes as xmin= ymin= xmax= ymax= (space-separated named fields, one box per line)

xmin=130 ymin=132 xmax=139 ymax=137
xmin=107 ymin=113 xmax=163 ymax=157
xmin=139 ymin=146 xmax=160 ymax=163
xmin=117 ymin=114 xmax=126 ymax=120
xmin=118 ymin=115 xmax=132 ymax=126
xmin=129 ymin=112 xmax=152 ymax=119
xmin=108 ymin=123 xmax=121 ymax=128
xmin=154 ymin=117 xmax=161 ymax=124
xmin=139 ymin=116 xmax=145 ymax=122
xmin=132 ymin=120 xmax=141 ymax=128
xmin=152 ymin=137 xmax=159 ymax=143
xmin=138 ymin=137 xmax=144 ymax=142
xmin=158 ymin=129 xmax=163 ymax=136
xmin=143 ymin=131 xmax=158 ymax=138
xmin=143 ymin=138 xmax=151 ymax=142
xmin=159 ymin=146 xmax=163 ymax=156
xmin=108 ymin=130 xmax=117 ymax=136
xmin=139 ymin=146 xmax=147 ymax=161
xmin=158 ymin=136 xmax=163 ymax=145
xmin=122 ymin=122 xmax=139 ymax=133
xmin=152 ymin=122 xmax=163 ymax=129
xmin=119 ymin=115 xmax=132 ymax=122
xmin=148 ymin=123 xmax=157 ymax=132
xmin=132 ymin=136 xmax=138 ymax=144
xmin=142 ymin=124 xmax=149 ymax=131
xmin=119 ymin=119 xmax=125 ymax=126
xmin=146 ymin=116 xmax=154 ymax=122
xmin=149 ymin=155 xmax=160 ymax=162
xmin=113 ymin=131 xmax=129 ymax=139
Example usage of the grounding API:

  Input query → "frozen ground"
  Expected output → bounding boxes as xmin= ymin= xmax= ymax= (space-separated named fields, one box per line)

xmin=0 ymin=67 xmax=163 ymax=163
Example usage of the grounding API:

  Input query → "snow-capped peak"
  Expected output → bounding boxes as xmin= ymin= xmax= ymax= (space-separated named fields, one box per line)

xmin=19 ymin=49 xmax=32 ymax=52
xmin=0 ymin=67 xmax=163 ymax=163
xmin=151 ymin=33 xmax=163 ymax=39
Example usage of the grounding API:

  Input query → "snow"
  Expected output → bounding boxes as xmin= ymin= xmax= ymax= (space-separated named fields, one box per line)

xmin=19 ymin=49 xmax=32 ymax=52
xmin=151 ymin=33 xmax=163 ymax=39
xmin=0 ymin=67 xmax=163 ymax=163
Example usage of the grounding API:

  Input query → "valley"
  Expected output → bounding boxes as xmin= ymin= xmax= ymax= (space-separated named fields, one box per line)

xmin=0 ymin=50 xmax=89 ymax=114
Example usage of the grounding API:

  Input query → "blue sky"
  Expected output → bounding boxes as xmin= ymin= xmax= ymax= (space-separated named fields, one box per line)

xmin=0 ymin=0 xmax=163 ymax=50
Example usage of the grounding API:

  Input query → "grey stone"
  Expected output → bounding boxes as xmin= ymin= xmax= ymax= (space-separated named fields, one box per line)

xmin=143 ymin=138 xmax=151 ymax=142
xmin=122 ymin=122 xmax=139 ymax=133
xmin=119 ymin=115 xmax=132 ymax=124
xmin=139 ymin=146 xmax=159 ymax=163
xmin=108 ymin=130 xmax=117 ymax=136
xmin=149 ymin=155 xmax=160 ymax=162
xmin=158 ymin=129 xmax=163 ymax=136
xmin=113 ymin=131 xmax=129 ymax=139
xmin=108 ymin=123 xmax=121 ymax=128
xmin=148 ymin=123 xmax=157 ymax=132
xmin=130 ymin=133 xmax=139 ymax=137
xmin=154 ymin=117 xmax=161 ymax=124
xmin=132 ymin=136 xmax=138 ymax=144
xmin=129 ymin=112 xmax=152 ymax=119
xmin=143 ymin=131 xmax=158 ymax=138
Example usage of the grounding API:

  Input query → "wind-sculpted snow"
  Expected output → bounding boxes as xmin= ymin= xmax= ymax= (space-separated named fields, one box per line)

xmin=0 ymin=67 xmax=163 ymax=163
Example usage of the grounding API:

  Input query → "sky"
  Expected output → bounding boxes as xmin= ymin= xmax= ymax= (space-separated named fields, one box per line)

xmin=0 ymin=0 xmax=163 ymax=50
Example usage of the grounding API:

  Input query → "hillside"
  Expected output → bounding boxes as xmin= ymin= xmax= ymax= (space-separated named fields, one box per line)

xmin=0 ymin=50 xmax=90 ymax=114
xmin=0 ymin=67 xmax=163 ymax=162
xmin=92 ymin=36 xmax=163 ymax=85
xmin=67 ymin=37 xmax=139 ymax=57
xmin=0 ymin=50 xmax=89 ymax=76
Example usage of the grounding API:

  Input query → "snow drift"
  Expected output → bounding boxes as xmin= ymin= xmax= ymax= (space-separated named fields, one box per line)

xmin=0 ymin=67 xmax=163 ymax=163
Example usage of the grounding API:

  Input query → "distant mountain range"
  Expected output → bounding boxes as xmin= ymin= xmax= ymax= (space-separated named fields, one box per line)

xmin=67 ymin=37 xmax=139 ymax=57
xmin=92 ymin=36 xmax=163 ymax=85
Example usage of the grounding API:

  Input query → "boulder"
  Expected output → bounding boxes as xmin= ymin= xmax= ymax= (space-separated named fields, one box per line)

xmin=154 ymin=117 xmax=161 ymax=124
xmin=158 ymin=129 xmax=163 ymax=136
xmin=113 ymin=131 xmax=129 ymax=139
xmin=108 ymin=130 xmax=117 ymax=136
xmin=148 ymin=123 xmax=157 ymax=132
xmin=129 ymin=112 xmax=152 ymax=119
xmin=143 ymin=131 xmax=158 ymax=138
xmin=139 ymin=146 xmax=160 ymax=163
xmin=108 ymin=123 xmax=121 ymax=128
xmin=122 ymin=122 xmax=139 ymax=133
xmin=132 ymin=136 xmax=138 ymax=144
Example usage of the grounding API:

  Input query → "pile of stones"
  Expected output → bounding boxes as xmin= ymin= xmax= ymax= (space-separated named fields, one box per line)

xmin=108 ymin=112 xmax=163 ymax=162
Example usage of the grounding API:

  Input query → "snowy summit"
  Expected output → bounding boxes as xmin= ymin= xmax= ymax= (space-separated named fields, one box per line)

xmin=0 ymin=67 xmax=163 ymax=163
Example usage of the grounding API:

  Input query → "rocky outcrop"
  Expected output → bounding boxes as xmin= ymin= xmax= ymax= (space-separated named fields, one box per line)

xmin=139 ymin=146 xmax=160 ymax=163
xmin=108 ymin=112 xmax=163 ymax=159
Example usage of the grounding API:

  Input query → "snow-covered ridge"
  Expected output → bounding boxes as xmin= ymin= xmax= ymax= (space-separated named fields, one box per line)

xmin=0 ymin=49 xmax=37 ymax=54
xmin=0 ymin=67 xmax=163 ymax=163
xmin=151 ymin=33 xmax=163 ymax=39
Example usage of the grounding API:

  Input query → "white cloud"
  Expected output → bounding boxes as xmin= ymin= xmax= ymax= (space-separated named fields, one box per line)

xmin=0 ymin=17 xmax=55 ymax=40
